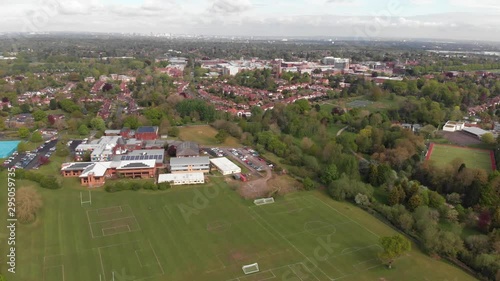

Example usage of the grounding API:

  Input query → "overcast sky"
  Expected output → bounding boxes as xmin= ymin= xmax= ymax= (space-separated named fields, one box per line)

xmin=2 ymin=0 xmax=500 ymax=41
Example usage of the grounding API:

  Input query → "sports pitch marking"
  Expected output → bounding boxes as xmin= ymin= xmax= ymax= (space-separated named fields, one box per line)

xmin=248 ymin=206 xmax=327 ymax=280
xmin=248 ymin=195 xmax=382 ymax=280
xmin=225 ymin=262 xmax=318 ymax=281
xmin=97 ymin=205 xmax=123 ymax=216
xmin=97 ymin=240 xmax=165 ymax=281
xmin=86 ymin=205 xmax=141 ymax=238
xmin=43 ymin=254 xmax=65 ymax=281
xmin=303 ymin=196 xmax=380 ymax=238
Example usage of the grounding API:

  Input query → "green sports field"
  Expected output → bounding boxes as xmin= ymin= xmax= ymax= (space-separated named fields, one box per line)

xmin=427 ymin=143 xmax=494 ymax=171
xmin=0 ymin=175 xmax=477 ymax=281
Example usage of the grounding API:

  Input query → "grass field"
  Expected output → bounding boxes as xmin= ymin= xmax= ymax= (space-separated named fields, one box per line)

xmin=178 ymin=125 xmax=242 ymax=147
xmin=0 ymin=173 xmax=477 ymax=281
xmin=427 ymin=143 xmax=495 ymax=171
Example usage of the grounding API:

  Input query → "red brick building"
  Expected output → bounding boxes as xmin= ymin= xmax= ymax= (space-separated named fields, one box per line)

xmin=135 ymin=126 xmax=159 ymax=141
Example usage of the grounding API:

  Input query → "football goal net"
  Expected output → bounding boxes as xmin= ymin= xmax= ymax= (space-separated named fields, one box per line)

xmin=242 ymin=263 xmax=259 ymax=274
xmin=80 ymin=190 xmax=92 ymax=206
xmin=253 ymin=197 xmax=275 ymax=205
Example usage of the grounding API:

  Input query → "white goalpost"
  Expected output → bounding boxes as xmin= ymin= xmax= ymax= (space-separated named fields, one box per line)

xmin=242 ymin=263 xmax=260 ymax=275
xmin=253 ymin=197 xmax=275 ymax=205
xmin=80 ymin=190 xmax=92 ymax=206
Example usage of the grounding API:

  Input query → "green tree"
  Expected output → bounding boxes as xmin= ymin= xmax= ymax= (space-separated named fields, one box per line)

xmin=32 ymin=110 xmax=47 ymax=122
xmin=90 ymin=117 xmax=106 ymax=131
xmin=18 ymin=127 xmax=30 ymax=139
xmin=49 ymin=99 xmax=57 ymax=110
xmin=78 ymin=124 xmax=89 ymax=136
xmin=168 ymin=127 xmax=180 ymax=137
xmin=321 ymin=164 xmax=339 ymax=185
xmin=30 ymin=131 xmax=43 ymax=143
xmin=481 ymin=133 xmax=495 ymax=145
xmin=123 ymin=115 xmax=140 ymax=129
xmin=215 ymin=129 xmax=228 ymax=144
xmin=428 ymin=190 xmax=445 ymax=208
xmin=55 ymin=141 xmax=69 ymax=157
xmin=17 ymin=141 xmax=28 ymax=153
xmin=303 ymin=177 xmax=317 ymax=191
xmin=378 ymin=235 xmax=411 ymax=269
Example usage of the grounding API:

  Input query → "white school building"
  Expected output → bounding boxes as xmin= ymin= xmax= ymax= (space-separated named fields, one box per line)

xmin=210 ymin=157 xmax=241 ymax=175
xmin=158 ymin=172 xmax=205 ymax=186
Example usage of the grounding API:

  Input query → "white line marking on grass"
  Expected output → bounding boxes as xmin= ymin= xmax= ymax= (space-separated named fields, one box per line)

xmin=149 ymin=240 xmax=165 ymax=275
xmin=86 ymin=210 xmax=95 ymax=238
xmin=98 ymin=247 xmax=106 ymax=281
xmin=283 ymin=220 xmax=351 ymax=238
xmin=332 ymin=244 xmax=382 ymax=258
xmin=43 ymin=265 xmax=65 ymax=281
xmin=102 ymin=224 xmax=132 ymax=237
xmin=90 ymin=215 xmax=137 ymax=225
xmin=135 ymin=250 xmax=144 ymax=267
xmin=325 ymin=259 xmax=346 ymax=279
xmin=216 ymin=253 xmax=228 ymax=268
xmin=288 ymin=265 xmax=304 ymax=281
xmin=249 ymin=207 xmax=326 ymax=281
xmin=97 ymin=205 xmax=123 ymax=216
xmin=304 ymin=196 xmax=380 ymax=238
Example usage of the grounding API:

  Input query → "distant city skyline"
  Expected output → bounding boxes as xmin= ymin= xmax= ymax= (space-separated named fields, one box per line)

xmin=2 ymin=0 xmax=500 ymax=42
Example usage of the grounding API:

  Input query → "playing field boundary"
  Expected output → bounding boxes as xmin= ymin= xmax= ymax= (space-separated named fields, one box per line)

xmin=426 ymin=142 xmax=496 ymax=171
xmin=425 ymin=143 xmax=435 ymax=161
xmin=490 ymin=151 xmax=497 ymax=170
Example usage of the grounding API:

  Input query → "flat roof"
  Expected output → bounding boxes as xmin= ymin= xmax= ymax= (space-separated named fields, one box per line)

xmin=128 ymin=149 xmax=164 ymax=156
xmin=170 ymin=156 xmax=210 ymax=166
xmin=210 ymin=157 xmax=241 ymax=172
xmin=158 ymin=172 xmax=204 ymax=183
xmin=463 ymin=127 xmax=489 ymax=136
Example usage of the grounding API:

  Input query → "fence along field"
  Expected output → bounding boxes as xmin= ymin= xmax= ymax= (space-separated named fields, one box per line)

xmin=0 ymin=175 xmax=477 ymax=281
xmin=426 ymin=143 xmax=496 ymax=171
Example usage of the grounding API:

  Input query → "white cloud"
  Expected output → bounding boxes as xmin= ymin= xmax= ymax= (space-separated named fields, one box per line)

xmin=449 ymin=0 xmax=500 ymax=10
xmin=209 ymin=0 xmax=252 ymax=14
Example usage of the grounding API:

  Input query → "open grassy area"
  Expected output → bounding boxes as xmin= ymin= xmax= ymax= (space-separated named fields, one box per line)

xmin=178 ymin=125 xmax=241 ymax=147
xmin=0 ymin=172 xmax=477 ymax=281
xmin=427 ymin=143 xmax=494 ymax=171
xmin=320 ymin=96 xmax=403 ymax=114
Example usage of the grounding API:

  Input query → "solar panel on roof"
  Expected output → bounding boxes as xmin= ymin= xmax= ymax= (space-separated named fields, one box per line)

xmin=139 ymin=156 xmax=144 ymax=160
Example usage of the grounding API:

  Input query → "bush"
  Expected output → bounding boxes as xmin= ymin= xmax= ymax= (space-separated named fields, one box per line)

xmin=157 ymin=182 xmax=171 ymax=190
xmin=328 ymin=174 xmax=373 ymax=201
xmin=302 ymin=177 xmax=317 ymax=191
xmin=130 ymin=182 xmax=141 ymax=191
xmin=17 ymin=171 xmax=61 ymax=189
xmin=142 ymin=181 xmax=155 ymax=190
